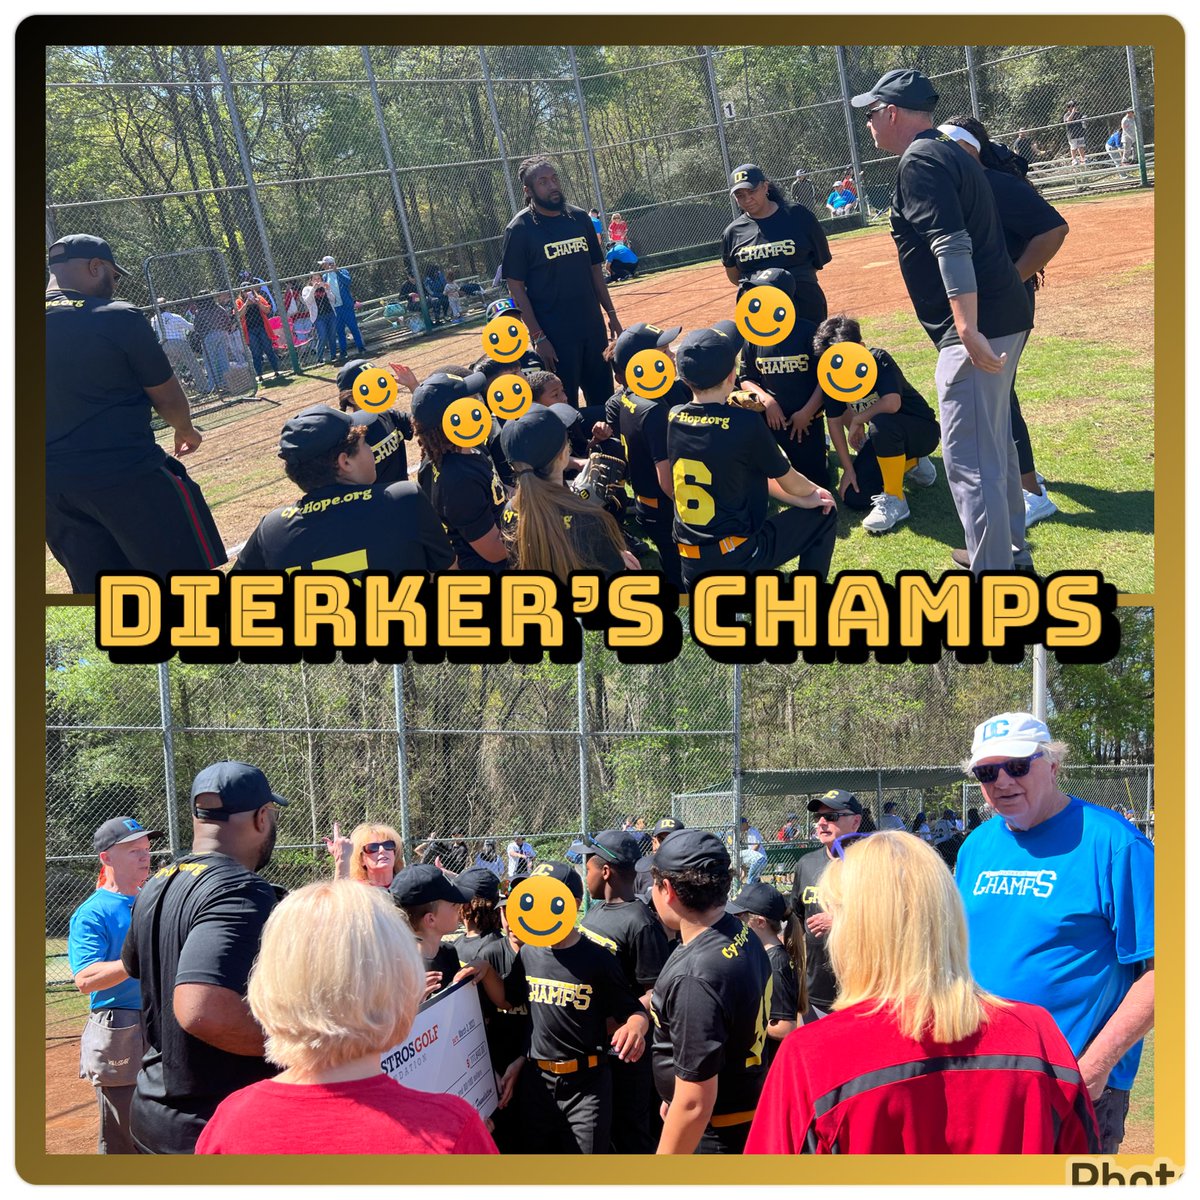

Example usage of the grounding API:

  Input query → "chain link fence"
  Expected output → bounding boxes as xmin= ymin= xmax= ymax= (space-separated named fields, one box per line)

xmin=46 ymin=42 xmax=1154 ymax=416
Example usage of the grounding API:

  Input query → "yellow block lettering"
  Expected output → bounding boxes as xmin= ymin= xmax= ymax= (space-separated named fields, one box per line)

xmin=608 ymin=576 xmax=663 ymax=647
xmin=294 ymin=577 xmax=355 ymax=646
xmin=828 ymin=577 xmax=889 ymax=645
xmin=982 ymin=577 xmax=1039 ymax=645
xmin=98 ymin=576 xmax=161 ymax=646
xmin=501 ymin=576 xmax=562 ymax=647
xmin=693 ymin=575 xmax=746 ymax=648
xmin=229 ymin=576 xmax=284 ymax=647
xmin=169 ymin=575 xmax=221 ymax=647
xmin=438 ymin=576 xmax=491 ymax=647
xmin=899 ymin=574 xmax=970 ymax=645
xmin=363 ymin=575 xmax=426 ymax=646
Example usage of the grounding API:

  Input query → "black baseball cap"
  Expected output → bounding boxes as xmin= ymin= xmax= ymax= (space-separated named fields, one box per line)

xmin=335 ymin=359 xmax=372 ymax=391
xmin=190 ymin=761 xmax=289 ymax=821
xmin=676 ymin=320 xmax=743 ymax=390
xmin=807 ymin=789 xmax=864 ymax=816
xmin=500 ymin=405 xmax=568 ymax=472
xmin=410 ymin=370 xmax=488 ymax=428
xmin=638 ymin=828 xmax=730 ymax=875
xmin=851 ymin=68 xmax=939 ymax=112
xmin=48 ymin=233 xmax=130 ymax=277
xmin=548 ymin=402 xmax=582 ymax=429
xmin=456 ymin=868 xmax=501 ymax=903
xmin=389 ymin=864 xmax=469 ymax=907
xmin=580 ymin=830 xmax=641 ymax=868
xmin=613 ymin=322 xmax=682 ymax=373
xmin=93 ymin=815 xmax=161 ymax=854
xmin=532 ymin=860 xmax=583 ymax=903
xmin=278 ymin=404 xmax=356 ymax=465
xmin=729 ymin=163 xmax=766 ymax=193
xmin=748 ymin=267 xmax=796 ymax=298
xmin=651 ymin=816 xmax=685 ymax=839
xmin=726 ymin=882 xmax=787 ymax=922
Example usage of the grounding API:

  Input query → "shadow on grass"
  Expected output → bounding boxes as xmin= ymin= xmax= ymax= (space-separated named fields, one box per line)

xmin=1043 ymin=482 xmax=1154 ymax=536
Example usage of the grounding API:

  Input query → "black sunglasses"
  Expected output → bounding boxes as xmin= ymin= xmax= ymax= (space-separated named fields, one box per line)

xmin=865 ymin=103 xmax=891 ymax=121
xmin=971 ymin=752 xmax=1044 ymax=785
xmin=363 ymin=840 xmax=397 ymax=854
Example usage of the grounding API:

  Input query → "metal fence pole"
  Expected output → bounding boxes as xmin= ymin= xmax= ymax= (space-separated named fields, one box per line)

xmin=156 ymin=662 xmax=180 ymax=857
xmin=45 ymin=209 xmax=57 ymax=250
xmin=479 ymin=46 xmax=519 ymax=218
xmin=569 ymin=47 xmax=607 ymax=223
xmin=1031 ymin=645 xmax=1048 ymax=721
xmin=731 ymin=664 xmax=743 ymax=872
xmin=702 ymin=47 xmax=737 ymax=217
xmin=1126 ymin=46 xmax=1150 ymax=187
xmin=577 ymin=653 xmax=591 ymax=840
xmin=392 ymin=664 xmax=413 ymax=862
xmin=965 ymin=46 xmax=981 ymax=119
xmin=835 ymin=46 xmax=870 ymax=223
xmin=213 ymin=46 xmax=300 ymax=373
xmin=363 ymin=45 xmax=434 ymax=334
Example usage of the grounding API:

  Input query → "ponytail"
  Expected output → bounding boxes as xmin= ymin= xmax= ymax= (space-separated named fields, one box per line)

xmin=783 ymin=912 xmax=809 ymax=1015
xmin=765 ymin=180 xmax=789 ymax=208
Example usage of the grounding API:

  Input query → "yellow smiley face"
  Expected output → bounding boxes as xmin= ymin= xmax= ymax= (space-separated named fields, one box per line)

xmin=626 ymin=349 xmax=677 ymax=400
xmin=486 ymin=373 xmax=533 ymax=420
xmin=817 ymin=341 xmax=878 ymax=403
xmin=507 ymin=873 xmax=578 ymax=947
xmin=734 ymin=286 xmax=796 ymax=346
xmin=350 ymin=364 xmax=396 ymax=413
xmin=441 ymin=395 xmax=491 ymax=448
xmin=482 ymin=316 xmax=530 ymax=363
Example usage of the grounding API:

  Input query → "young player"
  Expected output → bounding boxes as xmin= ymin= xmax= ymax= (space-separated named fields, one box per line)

xmin=389 ymin=864 xmax=470 ymax=998
xmin=667 ymin=321 xmax=837 ymax=591
xmin=336 ymin=359 xmax=416 ymax=484
xmin=813 ymin=315 xmax=941 ymax=534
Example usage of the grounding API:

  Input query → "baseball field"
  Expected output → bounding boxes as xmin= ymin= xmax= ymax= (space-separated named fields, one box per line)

xmin=44 ymin=188 xmax=1154 ymax=593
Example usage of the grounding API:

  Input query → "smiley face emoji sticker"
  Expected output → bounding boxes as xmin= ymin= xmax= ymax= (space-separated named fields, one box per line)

xmin=507 ymin=863 xmax=580 ymax=947
xmin=482 ymin=315 xmax=530 ymax=363
xmin=486 ymin=373 xmax=533 ymax=421
xmin=349 ymin=364 xmax=397 ymax=413
xmin=626 ymin=349 xmax=677 ymax=400
xmin=817 ymin=341 xmax=878 ymax=403
xmin=442 ymin=395 xmax=491 ymax=448
xmin=734 ymin=285 xmax=796 ymax=346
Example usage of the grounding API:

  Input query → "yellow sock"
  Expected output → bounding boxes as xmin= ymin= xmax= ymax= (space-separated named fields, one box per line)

xmin=904 ymin=457 xmax=917 ymax=472
xmin=878 ymin=454 xmax=907 ymax=499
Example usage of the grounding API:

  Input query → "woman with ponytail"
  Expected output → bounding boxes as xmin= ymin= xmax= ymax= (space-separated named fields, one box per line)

xmin=499 ymin=405 xmax=638 ymax=580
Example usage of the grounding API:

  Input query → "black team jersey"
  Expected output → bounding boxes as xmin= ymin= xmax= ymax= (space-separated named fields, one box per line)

xmin=417 ymin=449 xmax=507 ymax=573
xmin=788 ymin=849 xmax=837 ymax=1011
xmin=478 ymin=935 xmax=532 ymax=1071
xmin=667 ymin=402 xmax=792 ymax=546
xmin=821 ymin=347 xmax=938 ymax=425
xmin=764 ymin=942 xmax=800 ymax=1070
xmin=360 ymin=409 xmax=413 ymax=484
xmin=580 ymin=898 xmax=672 ymax=994
xmin=426 ymin=941 xmax=462 ymax=992
xmin=739 ymin=318 xmax=820 ymax=417
xmin=614 ymin=382 xmax=690 ymax=517
xmin=984 ymin=167 xmax=1068 ymax=306
xmin=721 ymin=205 xmax=832 ymax=321
xmin=233 ymin=481 xmax=454 ymax=575
xmin=650 ymin=911 xmax=772 ymax=1121
xmin=505 ymin=937 xmax=641 ymax=1062
xmin=891 ymin=129 xmax=1033 ymax=348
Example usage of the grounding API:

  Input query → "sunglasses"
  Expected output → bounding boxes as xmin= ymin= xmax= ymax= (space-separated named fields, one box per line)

xmin=363 ymin=840 xmax=397 ymax=854
xmin=831 ymin=832 xmax=875 ymax=860
xmin=971 ymin=752 xmax=1044 ymax=785
xmin=865 ymin=103 xmax=891 ymax=122
xmin=814 ymin=810 xmax=852 ymax=823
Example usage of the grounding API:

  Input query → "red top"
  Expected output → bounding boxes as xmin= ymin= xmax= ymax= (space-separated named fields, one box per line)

xmin=195 ymin=1073 xmax=499 ymax=1155
xmin=745 ymin=998 xmax=1099 ymax=1154
xmin=608 ymin=220 xmax=628 ymax=243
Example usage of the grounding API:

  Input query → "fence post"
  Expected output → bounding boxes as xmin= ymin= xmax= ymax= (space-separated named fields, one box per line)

xmin=577 ymin=651 xmax=591 ymax=842
xmin=392 ymin=664 xmax=413 ymax=863
xmin=479 ymin=46 xmax=520 ymax=218
xmin=213 ymin=47 xmax=300 ymax=373
xmin=1126 ymin=46 xmax=1150 ymax=187
xmin=569 ymin=47 xmax=607 ymax=224
xmin=363 ymin=45 xmax=434 ymax=334
xmin=156 ymin=662 xmax=180 ymax=858
xmin=46 ymin=208 xmax=57 ymax=250
xmin=835 ymin=46 xmax=870 ymax=223
xmin=702 ymin=47 xmax=737 ymax=217
xmin=964 ymin=46 xmax=981 ymax=119
xmin=731 ymin=664 xmax=743 ymax=871
xmin=1031 ymin=644 xmax=1048 ymax=720
xmin=1145 ymin=763 xmax=1153 ymax=833
xmin=876 ymin=768 xmax=884 ymax=823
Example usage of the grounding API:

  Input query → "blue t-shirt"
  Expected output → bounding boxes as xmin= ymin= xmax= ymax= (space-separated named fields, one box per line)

xmin=606 ymin=242 xmax=637 ymax=265
xmin=67 ymin=888 xmax=141 ymax=1011
xmin=956 ymin=797 xmax=1154 ymax=1090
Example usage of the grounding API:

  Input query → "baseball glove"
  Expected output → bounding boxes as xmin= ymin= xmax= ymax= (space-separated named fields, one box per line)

xmin=727 ymin=389 xmax=767 ymax=413
xmin=570 ymin=452 xmax=628 ymax=518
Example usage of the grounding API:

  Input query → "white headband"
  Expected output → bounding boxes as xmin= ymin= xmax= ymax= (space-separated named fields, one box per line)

xmin=938 ymin=123 xmax=982 ymax=152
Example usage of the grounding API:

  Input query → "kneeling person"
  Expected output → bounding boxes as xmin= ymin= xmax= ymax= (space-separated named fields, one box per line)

xmin=668 ymin=321 xmax=836 ymax=592
xmin=233 ymin=406 xmax=453 ymax=575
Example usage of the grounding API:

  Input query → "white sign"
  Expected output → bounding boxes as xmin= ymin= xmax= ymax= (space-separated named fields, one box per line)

xmin=379 ymin=979 xmax=499 ymax=1119
xmin=722 ymin=100 xmax=736 ymax=119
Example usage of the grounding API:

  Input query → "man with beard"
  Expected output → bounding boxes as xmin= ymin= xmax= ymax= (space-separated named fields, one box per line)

xmin=121 ymin=761 xmax=287 ymax=1154
xmin=500 ymin=157 xmax=623 ymax=407
xmin=45 ymin=234 xmax=226 ymax=592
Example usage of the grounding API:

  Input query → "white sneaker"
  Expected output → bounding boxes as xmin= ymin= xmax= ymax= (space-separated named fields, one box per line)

xmin=1024 ymin=487 xmax=1058 ymax=527
xmin=1035 ymin=470 xmax=1046 ymax=486
xmin=862 ymin=493 xmax=910 ymax=533
xmin=906 ymin=456 xmax=937 ymax=488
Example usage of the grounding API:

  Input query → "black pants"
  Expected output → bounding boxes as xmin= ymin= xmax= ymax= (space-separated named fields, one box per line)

xmin=525 ymin=1061 xmax=613 ymax=1154
xmin=1092 ymin=1085 xmax=1131 ymax=1154
xmin=840 ymin=412 xmax=941 ymax=511
xmin=635 ymin=506 xmax=683 ymax=593
xmin=695 ymin=1118 xmax=753 ymax=1154
xmin=544 ymin=319 xmax=614 ymax=409
xmin=609 ymin=1054 xmax=657 ymax=1154
xmin=773 ymin=415 xmax=829 ymax=486
xmin=47 ymin=458 xmax=228 ymax=593
xmin=679 ymin=506 xmax=837 ymax=592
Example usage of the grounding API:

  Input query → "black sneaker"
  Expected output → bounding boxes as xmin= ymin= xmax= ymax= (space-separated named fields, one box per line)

xmin=951 ymin=547 xmax=1038 ymax=576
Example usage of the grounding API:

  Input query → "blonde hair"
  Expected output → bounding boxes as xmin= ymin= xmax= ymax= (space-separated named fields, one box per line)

xmin=824 ymin=832 xmax=1005 ymax=1042
xmin=248 ymin=880 xmax=424 ymax=1074
xmin=349 ymin=822 xmax=404 ymax=883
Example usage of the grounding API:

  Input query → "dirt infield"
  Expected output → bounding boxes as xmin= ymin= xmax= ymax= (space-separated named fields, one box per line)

xmin=44 ymin=191 xmax=1153 ymax=592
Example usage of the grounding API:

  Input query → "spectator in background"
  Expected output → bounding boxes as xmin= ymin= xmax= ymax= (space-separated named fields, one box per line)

xmin=838 ymin=172 xmax=858 ymax=198
xmin=739 ymin=817 xmax=767 ymax=883
xmin=325 ymin=821 xmax=404 ymax=888
xmin=1120 ymin=110 xmax=1137 ymax=164
xmin=1063 ymin=101 xmax=1087 ymax=166
xmin=151 ymin=299 xmax=209 ymax=393
xmin=191 ymin=293 xmax=234 ymax=392
xmin=790 ymin=167 xmax=818 ymax=212
xmin=319 ymin=253 xmax=366 ymax=361
xmin=237 ymin=270 xmax=277 ymax=315
xmin=195 ymin=881 xmax=497 ymax=1155
xmin=605 ymin=239 xmax=639 ymax=282
xmin=608 ymin=211 xmax=628 ymax=245
xmin=68 ymin=816 xmax=160 ymax=1154
xmin=506 ymin=831 xmax=534 ymax=879
xmin=443 ymin=268 xmax=464 ymax=322
xmin=879 ymin=801 xmax=905 ymax=831
xmin=966 ymin=807 xmax=983 ymax=830
xmin=441 ymin=835 xmax=471 ymax=876
xmin=910 ymin=810 xmax=932 ymax=841
xmin=235 ymin=284 xmax=284 ymax=384
xmin=474 ymin=840 xmax=506 ymax=877
xmin=423 ymin=263 xmax=450 ymax=325
xmin=776 ymin=813 xmax=799 ymax=842
xmin=1105 ymin=129 xmax=1124 ymax=170
xmin=303 ymin=273 xmax=338 ymax=365
xmin=589 ymin=207 xmax=605 ymax=237
xmin=826 ymin=183 xmax=857 ymax=217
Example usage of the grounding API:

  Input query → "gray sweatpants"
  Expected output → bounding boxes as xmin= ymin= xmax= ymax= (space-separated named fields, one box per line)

xmin=936 ymin=331 xmax=1032 ymax=573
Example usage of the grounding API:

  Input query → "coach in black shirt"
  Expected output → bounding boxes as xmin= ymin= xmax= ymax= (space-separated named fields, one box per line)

xmin=853 ymin=69 xmax=1033 ymax=573
xmin=45 ymin=234 xmax=226 ymax=592
xmin=501 ymin=156 xmax=623 ymax=407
